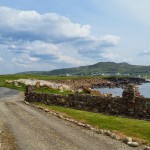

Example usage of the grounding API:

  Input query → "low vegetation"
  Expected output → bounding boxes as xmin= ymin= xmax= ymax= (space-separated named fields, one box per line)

xmin=33 ymin=102 xmax=150 ymax=144
xmin=0 ymin=74 xmax=103 ymax=83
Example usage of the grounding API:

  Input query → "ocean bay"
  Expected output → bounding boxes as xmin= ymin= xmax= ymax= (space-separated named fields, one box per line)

xmin=96 ymin=82 xmax=150 ymax=98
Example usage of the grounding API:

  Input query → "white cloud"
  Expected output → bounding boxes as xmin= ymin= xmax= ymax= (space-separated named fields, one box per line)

xmin=100 ymin=50 xmax=134 ymax=63
xmin=101 ymin=35 xmax=120 ymax=45
xmin=9 ymin=40 xmax=86 ymax=66
xmin=71 ymin=35 xmax=120 ymax=57
xmin=57 ymin=55 xmax=84 ymax=66
xmin=0 ymin=6 xmax=120 ymax=72
xmin=100 ymin=51 xmax=120 ymax=61
xmin=0 ymin=6 xmax=91 ymax=41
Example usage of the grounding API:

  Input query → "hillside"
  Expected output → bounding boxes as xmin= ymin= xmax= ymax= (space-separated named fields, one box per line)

xmin=19 ymin=62 xmax=150 ymax=76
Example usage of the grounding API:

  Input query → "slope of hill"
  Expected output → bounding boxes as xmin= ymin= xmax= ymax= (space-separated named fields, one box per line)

xmin=19 ymin=62 xmax=150 ymax=76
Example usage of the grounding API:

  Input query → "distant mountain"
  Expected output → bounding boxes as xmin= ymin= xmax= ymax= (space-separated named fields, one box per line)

xmin=19 ymin=62 xmax=150 ymax=76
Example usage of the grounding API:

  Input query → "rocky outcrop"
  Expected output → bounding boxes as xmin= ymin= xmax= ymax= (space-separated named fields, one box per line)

xmin=5 ymin=79 xmax=72 ymax=91
xmin=107 ymin=77 xmax=147 ymax=86
xmin=47 ymin=77 xmax=148 ymax=89
xmin=5 ymin=77 xmax=148 ymax=92
xmin=52 ymin=78 xmax=106 ymax=90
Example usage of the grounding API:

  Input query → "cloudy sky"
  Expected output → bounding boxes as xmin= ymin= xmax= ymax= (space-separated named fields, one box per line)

xmin=0 ymin=0 xmax=150 ymax=74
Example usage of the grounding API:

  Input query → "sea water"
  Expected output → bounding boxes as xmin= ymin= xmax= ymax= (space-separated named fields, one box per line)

xmin=96 ymin=83 xmax=150 ymax=98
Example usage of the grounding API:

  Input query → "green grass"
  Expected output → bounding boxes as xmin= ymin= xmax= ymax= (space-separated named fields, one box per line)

xmin=0 ymin=74 xmax=104 ymax=82
xmin=0 ymin=75 xmax=24 ymax=90
xmin=33 ymin=102 xmax=150 ymax=143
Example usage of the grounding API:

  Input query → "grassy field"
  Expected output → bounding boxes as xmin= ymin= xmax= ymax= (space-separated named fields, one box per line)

xmin=33 ymin=102 xmax=150 ymax=144
xmin=0 ymin=74 xmax=103 ymax=82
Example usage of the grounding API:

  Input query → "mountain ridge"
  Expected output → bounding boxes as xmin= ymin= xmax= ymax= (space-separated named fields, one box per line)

xmin=18 ymin=62 xmax=150 ymax=76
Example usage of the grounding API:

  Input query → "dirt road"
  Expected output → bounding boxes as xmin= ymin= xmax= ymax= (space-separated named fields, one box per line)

xmin=0 ymin=87 xmax=142 ymax=150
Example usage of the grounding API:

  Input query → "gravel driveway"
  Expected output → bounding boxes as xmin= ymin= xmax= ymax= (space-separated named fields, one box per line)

xmin=0 ymin=88 xmax=143 ymax=150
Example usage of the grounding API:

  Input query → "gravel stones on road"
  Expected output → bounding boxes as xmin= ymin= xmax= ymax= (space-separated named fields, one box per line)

xmin=127 ymin=142 xmax=139 ymax=147
xmin=0 ymin=121 xmax=18 ymax=150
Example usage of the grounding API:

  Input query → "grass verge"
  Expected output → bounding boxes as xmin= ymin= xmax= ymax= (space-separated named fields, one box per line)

xmin=32 ymin=102 xmax=150 ymax=144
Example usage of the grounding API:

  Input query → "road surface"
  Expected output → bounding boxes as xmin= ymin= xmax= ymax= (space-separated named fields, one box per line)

xmin=0 ymin=87 xmax=18 ymax=99
xmin=0 ymin=87 xmax=142 ymax=150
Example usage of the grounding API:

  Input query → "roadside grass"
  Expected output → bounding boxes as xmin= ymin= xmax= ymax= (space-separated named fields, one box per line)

xmin=32 ymin=102 xmax=150 ymax=144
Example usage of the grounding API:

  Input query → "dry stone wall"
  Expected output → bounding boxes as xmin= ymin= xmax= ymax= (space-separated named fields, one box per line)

xmin=25 ymin=85 xmax=150 ymax=120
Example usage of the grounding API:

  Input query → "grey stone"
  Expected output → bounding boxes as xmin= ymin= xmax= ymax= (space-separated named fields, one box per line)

xmin=105 ymin=130 xmax=112 ymax=136
xmin=38 ymin=106 xmax=44 ymax=110
xmin=78 ymin=122 xmax=86 ymax=127
xmin=123 ymin=137 xmax=132 ymax=144
xmin=25 ymin=88 xmax=150 ymax=120
xmin=73 ymin=120 xmax=78 ymax=124
xmin=85 ymin=124 xmax=91 ymax=129
xmin=143 ymin=146 xmax=150 ymax=150
xmin=110 ymin=133 xmax=120 ymax=140
xmin=127 ymin=142 xmax=139 ymax=147
xmin=98 ymin=129 xmax=104 ymax=134
xmin=44 ymin=109 xmax=49 ymax=112
xmin=65 ymin=118 xmax=71 ymax=121
xmin=89 ymin=127 xmax=95 ymax=131
xmin=24 ymin=101 xmax=29 ymax=105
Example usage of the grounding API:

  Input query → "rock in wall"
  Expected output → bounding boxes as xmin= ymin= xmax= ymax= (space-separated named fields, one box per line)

xmin=25 ymin=87 xmax=150 ymax=120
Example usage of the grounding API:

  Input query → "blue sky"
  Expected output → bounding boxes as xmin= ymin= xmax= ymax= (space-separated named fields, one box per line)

xmin=0 ymin=0 xmax=150 ymax=74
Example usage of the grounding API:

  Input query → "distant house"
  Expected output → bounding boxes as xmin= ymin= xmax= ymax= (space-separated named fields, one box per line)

xmin=66 ymin=74 xmax=72 ymax=76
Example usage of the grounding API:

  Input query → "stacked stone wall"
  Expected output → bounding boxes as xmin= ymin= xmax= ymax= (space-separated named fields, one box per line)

xmin=25 ymin=89 xmax=150 ymax=120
